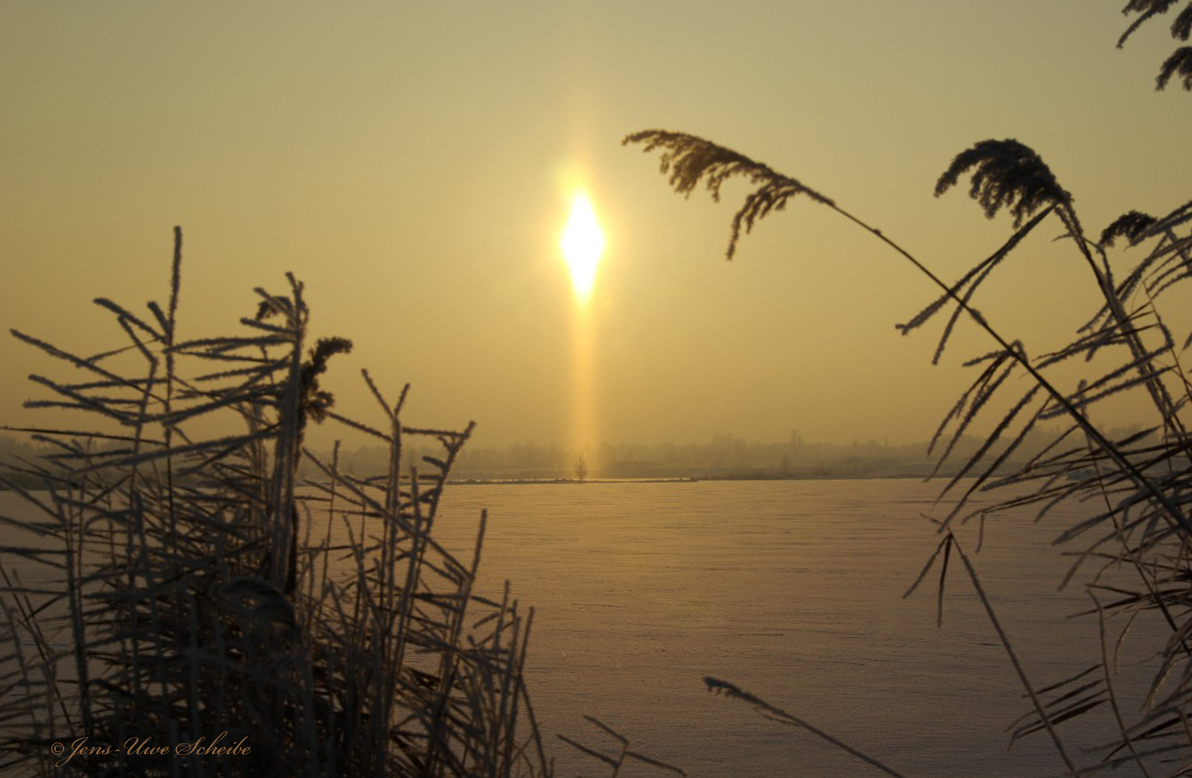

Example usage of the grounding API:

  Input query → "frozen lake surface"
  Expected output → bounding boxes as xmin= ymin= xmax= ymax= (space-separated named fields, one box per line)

xmin=427 ymin=478 xmax=1163 ymax=778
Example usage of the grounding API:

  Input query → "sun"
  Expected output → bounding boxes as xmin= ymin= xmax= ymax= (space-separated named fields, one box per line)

xmin=560 ymin=191 xmax=605 ymax=304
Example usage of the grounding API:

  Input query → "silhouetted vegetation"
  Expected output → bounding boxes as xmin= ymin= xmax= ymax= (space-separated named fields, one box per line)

xmin=0 ymin=229 xmax=552 ymax=777
xmin=4 ymin=5 xmax=1190 ymax=777
xmin=1119 ymin=0 xmax=1192 ymax=90
xmin=625 ymin=3 xmax=1192 ymax=774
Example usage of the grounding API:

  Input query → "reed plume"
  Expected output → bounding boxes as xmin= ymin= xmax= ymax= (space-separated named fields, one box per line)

xmin=934 ymin=139 xmax=1071 ymax=227
xmin=1100 ymin=210 xmax=1158 ymax=247
xmin=1119 ymin=0 xmax=1192 ymax=90
xmin=622 ymin=130 xmax=833 ymax=260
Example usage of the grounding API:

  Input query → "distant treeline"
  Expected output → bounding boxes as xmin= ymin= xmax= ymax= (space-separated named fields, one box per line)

xmin=0 ymin=434 xmax=58 ymax=489
xmin=0 ymin=426 xmax=1146 ymax=485
xmin=305 ymin=427 xmax=1118 ymax=481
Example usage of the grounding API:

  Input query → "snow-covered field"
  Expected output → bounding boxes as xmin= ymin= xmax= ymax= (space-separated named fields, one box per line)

xmin=430 ymin=479 xmax=1162 ymax=778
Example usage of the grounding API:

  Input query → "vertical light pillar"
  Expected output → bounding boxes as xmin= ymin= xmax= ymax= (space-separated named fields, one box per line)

xmin=560 ymin=189 xmax=605 ymax=469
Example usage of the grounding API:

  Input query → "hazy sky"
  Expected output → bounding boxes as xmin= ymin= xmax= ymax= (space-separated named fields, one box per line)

xmin=2 ymin=2 xmax=1190 ymax=451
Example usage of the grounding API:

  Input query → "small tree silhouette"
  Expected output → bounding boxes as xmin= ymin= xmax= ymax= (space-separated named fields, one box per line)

xmin=574 ymin=453 xmax=589 ymax=482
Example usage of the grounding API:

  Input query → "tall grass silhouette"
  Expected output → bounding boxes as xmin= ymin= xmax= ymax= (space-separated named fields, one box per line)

xmin=625 ymin=5 xmax=1192 ymax=774
xmin=0 ymin=228 xmax=551 ymax=777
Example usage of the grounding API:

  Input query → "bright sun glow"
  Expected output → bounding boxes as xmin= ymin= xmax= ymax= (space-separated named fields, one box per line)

xmin=560 ymin=191 xmax=605 ymax=304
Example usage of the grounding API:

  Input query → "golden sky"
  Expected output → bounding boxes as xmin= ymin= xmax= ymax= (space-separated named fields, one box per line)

xmin=2 ymin=2 xmax=1190 ymax=450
